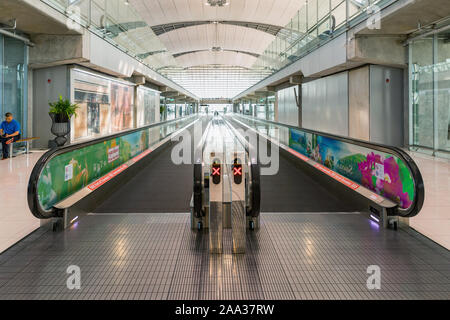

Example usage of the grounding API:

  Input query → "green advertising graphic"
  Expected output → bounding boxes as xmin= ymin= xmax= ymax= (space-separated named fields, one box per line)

xmin=37 ymin=117 xmax=195 ymax=210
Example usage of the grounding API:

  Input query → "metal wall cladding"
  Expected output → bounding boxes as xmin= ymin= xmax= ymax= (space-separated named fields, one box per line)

xmin=369 ymin=65 xmax=404 ymax=147
xmin=277 ymin=86 xmax=299 ymax=127
xmin=302 ymin=71 xmax=349 ymax=136
xmin=33 ymin=65 xmax=69 ymax=149
xmin=349 ymin=66 xmax=370 ymax=141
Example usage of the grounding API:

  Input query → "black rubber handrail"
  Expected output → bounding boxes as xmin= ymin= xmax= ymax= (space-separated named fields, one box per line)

xmin=232 ymin=114 xmax=425 ymax=218
xmin=28 ymin=115 xmax=197 ymax=219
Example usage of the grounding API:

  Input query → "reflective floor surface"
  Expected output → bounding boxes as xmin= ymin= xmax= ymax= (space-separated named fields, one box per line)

xmin=0 ymin=212 xmax=448 ymax=300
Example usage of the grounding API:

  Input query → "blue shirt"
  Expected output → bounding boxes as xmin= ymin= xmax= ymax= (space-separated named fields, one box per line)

xmin=1 ymin=119 xmax=21 ymax=135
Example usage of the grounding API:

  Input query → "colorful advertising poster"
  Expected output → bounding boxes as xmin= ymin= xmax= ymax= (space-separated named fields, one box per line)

xmin=289 ymin=128 xmax=415 ymax=210
xmin=136 ymin=87 xmax=160 ymax=127
xmin=111 ymin=83 xmax=133 ymax=132
xmin=72 ymin=71 xmax=110 ymax=140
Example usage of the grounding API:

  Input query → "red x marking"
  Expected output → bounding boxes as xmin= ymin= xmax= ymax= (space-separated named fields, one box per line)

xmin=233 ymin=167 xmax=242 ymax=176
xmin=212 ymin=167 xmax=221 ymax=176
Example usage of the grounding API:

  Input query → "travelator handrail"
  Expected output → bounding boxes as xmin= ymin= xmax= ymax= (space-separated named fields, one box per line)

xmin=193 ymin=118 xmax=213 ymax=218
xmin=192 ymin=115 xmax=261 ymax=219
xmin=229 ymin=114 xmax=424 ymax=218
xmin=222 ymin=116 xmax=260 ymax=218
xmin=28 ymin=115 xmax=198 ymax=219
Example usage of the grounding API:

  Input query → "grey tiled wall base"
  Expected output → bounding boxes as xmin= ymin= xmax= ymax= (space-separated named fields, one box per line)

xmin=0 ymin=212 xmax=448 ymax=300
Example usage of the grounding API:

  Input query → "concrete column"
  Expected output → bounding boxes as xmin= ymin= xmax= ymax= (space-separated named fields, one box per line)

xmin=274 ymin=92 xmax=279 ymax=122
xmin=296 ymin=85 xmax=302 ymax=128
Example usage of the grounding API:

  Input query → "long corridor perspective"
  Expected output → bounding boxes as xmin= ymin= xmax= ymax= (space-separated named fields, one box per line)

xmin=0 ymin=0 xmax=449 ymax=311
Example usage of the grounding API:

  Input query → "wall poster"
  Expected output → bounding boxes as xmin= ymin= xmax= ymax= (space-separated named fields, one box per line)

xmin=111 ymin=82 xmax=134 ymax=132
xmin=136 ymin=86 xmax=160 ymax=127
xmin=289 ymin=128 xmax=416 ymax=210
xmin=71 ymin=69 xmax=135 ymax=142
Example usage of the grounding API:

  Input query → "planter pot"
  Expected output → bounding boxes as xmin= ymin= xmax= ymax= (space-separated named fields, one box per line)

xmin=52 ymin=113 xmax=69 ymax=123
xmin=49 ymin=113 xmax=71 ymax=147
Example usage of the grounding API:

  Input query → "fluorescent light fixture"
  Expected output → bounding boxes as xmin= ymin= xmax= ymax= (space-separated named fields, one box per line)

xmin=205 ymin=0 xmax=229 ymax=7
xmin=70 ymin=216 xmax=79 ymax=224
xmin=370 ymin=214 xmax=379 ymax=223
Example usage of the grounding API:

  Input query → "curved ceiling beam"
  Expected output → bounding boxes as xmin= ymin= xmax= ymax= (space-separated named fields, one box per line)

xmin=129 ymin=0 xmax=304 ymax=30
xmin=159 ymin=23 xmax=277 ymax=57
xmin=173 ymin=49 xmax=260 ymax=59
xmin=174 ymin=50 xmax=258 ymax=69
xmin=151 ymin=20 xmax=283 ymax=37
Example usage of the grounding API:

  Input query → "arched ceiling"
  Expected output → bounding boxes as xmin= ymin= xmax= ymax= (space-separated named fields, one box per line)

xmin=175 ymin=50 xmax=258 ymax=69
xmin=126 ymin=0 xmax=307 ymax=98
xmin=159 ymin=23 xmax=275 ymax=67
xmin=129 ymin=0 xmax=305 ymax=28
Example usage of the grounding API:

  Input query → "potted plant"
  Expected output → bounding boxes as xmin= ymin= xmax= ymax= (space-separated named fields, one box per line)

xmin=48 ymin=96 xmax=79 ymax=147
xmin=49 ymin=95 xmax=79 ymax=122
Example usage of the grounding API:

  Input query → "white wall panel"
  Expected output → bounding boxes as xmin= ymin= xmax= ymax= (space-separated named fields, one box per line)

xmin=277 ymin=86 xmax=299 ymax=127
xmin=302 ymin=71 xmax=349 ymax=136
xmin=369 ymin=65 xmax=404 ymax=147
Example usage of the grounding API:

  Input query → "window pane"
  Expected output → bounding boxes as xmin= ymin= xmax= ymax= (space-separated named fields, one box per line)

xmin=3 ymin=36 xmax=26 ymax=134
xmin=308 ymin=0 xmax=318 ymax=30
xmin=318 ymin=0 xmax=329 ymax=21
xmin=411 ymin=38 xmax=434 ymax=148
xmin=436 ymin=33 xmax=450 ymax=151
xmin=332 ymin=1 xmax=347 ymax=29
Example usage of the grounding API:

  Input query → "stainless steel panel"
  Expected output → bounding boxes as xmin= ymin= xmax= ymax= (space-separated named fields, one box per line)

xmin=277 ymin=86 xmax=299 ymax=127
xmin=369 ymin=65 xmax=404 ymax=147
xmin=231 ymin=200 xmax=246 ymax=253
xmin=349 ymin=66 xmax=370 ymax=140
xmin=209 ymin=201 xmax=223 ymax=253
xmin=223 ymin=202 xmax=231 ymax=229
xmin=32 ymin=65 xmax=69 ymax=148
xmin=302 ymin=71 xmax=349 ymax=136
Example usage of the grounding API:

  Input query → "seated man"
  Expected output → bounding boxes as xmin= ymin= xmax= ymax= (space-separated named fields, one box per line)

xmin=0 ymin=112 xmax=21 ymax=160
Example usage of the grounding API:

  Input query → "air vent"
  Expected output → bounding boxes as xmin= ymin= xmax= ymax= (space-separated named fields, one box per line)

xmin=206 ymin=0 xmax=229 ymax=7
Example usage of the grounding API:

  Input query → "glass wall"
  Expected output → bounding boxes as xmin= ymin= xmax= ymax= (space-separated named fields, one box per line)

xmin=40 ymin=0 xmax=175 ymax=71
xmin=410 ymin=30 xmax=450 ymax=154
xmin=166 ymin=105 xmax=176 ymax=121
xmin=267 ymin=96 xmax=275 ymax=121
xmin=0 ymin=34 xmax=28 ymax=137
xmin=253 ymin=0 xmax=394 ymax=73
xmin=41 ymin=0 xmax=395 ymax=100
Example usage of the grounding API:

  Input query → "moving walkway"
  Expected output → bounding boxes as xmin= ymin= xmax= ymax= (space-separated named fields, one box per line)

xmin=223 ymin=114 xmax=425 ymax=229
xmin=27 ymin=112 xmax=424 ymax=242
xmin=191 ymin=114 xmax=261 ymax=253
xmin=27 ymin=115 xmax=203 ymax=228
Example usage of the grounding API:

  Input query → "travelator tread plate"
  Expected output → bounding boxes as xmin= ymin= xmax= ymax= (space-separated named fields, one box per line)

xmin=0 ymin=212 xmax=448 ymax=300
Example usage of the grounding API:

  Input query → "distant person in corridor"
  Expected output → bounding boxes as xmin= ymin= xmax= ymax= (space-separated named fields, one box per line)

xmin=0 ymin=113 xmax=21 ymax=160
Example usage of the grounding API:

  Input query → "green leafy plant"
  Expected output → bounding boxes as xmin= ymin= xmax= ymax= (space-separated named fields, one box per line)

xmin=49 ymin=95 xmax=79 ymax=119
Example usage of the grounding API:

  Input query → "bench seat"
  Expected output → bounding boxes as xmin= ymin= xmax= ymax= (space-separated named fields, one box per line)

xmin=8 ymin=137 xmax=39 ymax=157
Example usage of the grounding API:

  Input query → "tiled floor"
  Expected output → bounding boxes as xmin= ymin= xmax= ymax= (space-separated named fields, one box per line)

xmin=0 ymin=151 xmax=45 ymax=254
xmin=0 ymin=212 xmax=448 ymax=300
xmin=408 ymin=151 xmax=450 ymax=250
